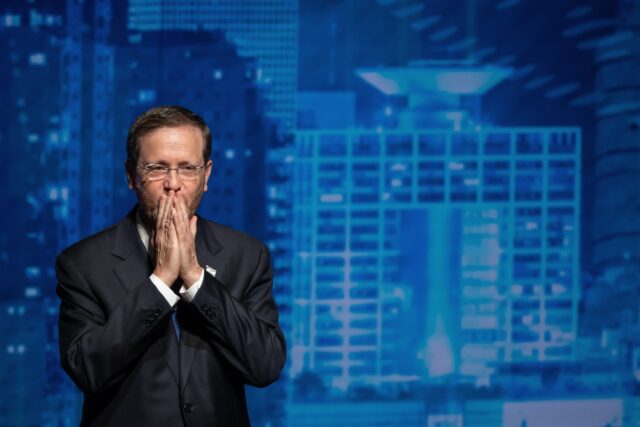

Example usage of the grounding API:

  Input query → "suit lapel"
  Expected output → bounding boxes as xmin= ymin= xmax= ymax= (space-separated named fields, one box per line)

xmin=180 ymin=216 xmax=223 ymax=394
xmin=112 ymin=208 xmax=151 ymax=293
xmin=111 ymin=207 xmax=180 ymax=386
xmin=194 ymin=214 xmax=223 ymax=274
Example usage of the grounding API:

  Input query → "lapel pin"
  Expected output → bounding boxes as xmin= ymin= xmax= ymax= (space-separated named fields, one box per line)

xmin=205 ymin=265 xmax=217 ymax=277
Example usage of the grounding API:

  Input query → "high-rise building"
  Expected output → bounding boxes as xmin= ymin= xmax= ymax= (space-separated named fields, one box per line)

xmin=289 ymin=64 xmax=581 ymax=390
xmin=290 ymin=126 xmax=580 ymax=389
xmin=586 ymin=0 xmax=640 ymax=380
xmin=58 ymin=0 xmax=84 ymax=248
xmin=0 ymin=3 xmax=86 ymax=425
xmin=125 ymin=0 xmax=298 ymax=134
xmin=0 ymin=300 xmax=47 ymax=426
xmin=88 ymin=0 xmax=116 ymax=234
xmin=0 ymin=1 xmax=67 ymax=289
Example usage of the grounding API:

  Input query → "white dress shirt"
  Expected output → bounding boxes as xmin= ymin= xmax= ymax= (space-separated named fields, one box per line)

xmin=136 ymin=216 xmax=204 ymax=307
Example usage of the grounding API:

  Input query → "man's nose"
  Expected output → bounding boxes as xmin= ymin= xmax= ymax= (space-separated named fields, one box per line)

xmin=164 ymin=169 xmax=181 ymax=191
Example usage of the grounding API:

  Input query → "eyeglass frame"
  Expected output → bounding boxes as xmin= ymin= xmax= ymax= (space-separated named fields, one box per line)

xmin=136 ymin=163 xmax=207 ymax=181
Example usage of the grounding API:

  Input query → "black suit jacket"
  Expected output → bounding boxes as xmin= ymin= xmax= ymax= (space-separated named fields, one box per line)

xmin=56 ymin=208 xmax=286 ymax=426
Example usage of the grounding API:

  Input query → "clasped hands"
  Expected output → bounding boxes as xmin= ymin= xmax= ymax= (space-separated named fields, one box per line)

xmin=150 ymin=190 xmax=202 ymax=288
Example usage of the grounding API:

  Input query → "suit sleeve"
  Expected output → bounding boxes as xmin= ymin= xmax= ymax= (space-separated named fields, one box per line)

xmin=56 ymin=251 xmax=173 ymax=394
xmin=190 ymin=244 xmax=286 ymax=388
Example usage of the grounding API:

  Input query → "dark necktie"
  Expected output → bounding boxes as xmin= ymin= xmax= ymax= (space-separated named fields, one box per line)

xmin=170 ymin=280 xmax=182 ymax=341
xmin=171 ymin=311 xmax=181 ymax=341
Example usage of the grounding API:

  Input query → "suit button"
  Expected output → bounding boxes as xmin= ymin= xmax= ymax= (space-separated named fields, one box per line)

xmin=200 ymin=303 xmax=209 ymax=310
xmin=183 ymin=402 xmax=196 ymax=413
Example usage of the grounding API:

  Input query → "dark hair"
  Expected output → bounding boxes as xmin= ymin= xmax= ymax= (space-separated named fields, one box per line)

xmin=126 ymin=105 xmax=212 ymax=165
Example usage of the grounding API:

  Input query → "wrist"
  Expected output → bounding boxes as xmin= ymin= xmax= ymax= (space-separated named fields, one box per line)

xmin=153 ymin=269 xmax=178 ymax=286
xmin=182 ymin=266 xmax=202 ymax=288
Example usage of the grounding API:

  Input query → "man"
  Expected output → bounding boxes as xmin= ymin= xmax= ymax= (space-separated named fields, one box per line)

xmin=56 ymin=106 xmax=286 ymax=426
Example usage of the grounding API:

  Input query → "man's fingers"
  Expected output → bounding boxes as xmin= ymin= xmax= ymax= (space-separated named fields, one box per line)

xmin=155 ymin=194 xmax=166 ymax=233
xmin=170 ymin=208 xmax=179 ymax=239
xmin=172 ymin=194 xmax=190 ymax=231
xmin=172 ymin=205 xmax=189 ymax=243
xmin=174 ymin=192 xmax=189 ymax=221
xmin=157 ymin=191 xmax=173 ymax=234
xmin=181 ymin=199 xmax=194 ymax=237
xmin=164 ymin=191 xmax=175 ymax=229
xmin=171 ymin=197 xmax=198 ymax=247
xmin=155 ymin=192 xmax=175 ymax=257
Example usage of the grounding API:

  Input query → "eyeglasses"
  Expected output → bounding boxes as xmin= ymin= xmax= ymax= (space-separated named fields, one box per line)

xmin=137 ymin=163 xmax=205 ymax=181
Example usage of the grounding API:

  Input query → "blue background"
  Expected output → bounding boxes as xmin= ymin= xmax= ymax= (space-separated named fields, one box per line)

xmin=1 ymin=0 xmax=640 ymax=426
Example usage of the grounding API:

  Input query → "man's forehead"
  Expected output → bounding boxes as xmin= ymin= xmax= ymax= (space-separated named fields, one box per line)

xmin=137 ymin=126 xmax=205 ymax=161
xmin=140 ymin=125 xmax=202 ymax=141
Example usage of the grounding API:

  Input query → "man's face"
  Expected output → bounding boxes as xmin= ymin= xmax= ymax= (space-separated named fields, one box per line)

xmin=126 ymin=125 xmax=213 ymax=228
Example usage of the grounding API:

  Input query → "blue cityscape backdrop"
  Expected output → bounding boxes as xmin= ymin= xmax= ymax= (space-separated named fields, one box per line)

xmin=1 ymin=0 xmax=639 ymax=426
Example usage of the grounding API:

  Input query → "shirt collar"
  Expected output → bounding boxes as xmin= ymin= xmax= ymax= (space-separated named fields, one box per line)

xmin=136 ymin=210 xmax=151 ymax=253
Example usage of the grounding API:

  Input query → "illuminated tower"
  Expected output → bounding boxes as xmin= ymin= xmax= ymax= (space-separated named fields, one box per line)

xmin=290 ymin=63 xmax=581 ymax=389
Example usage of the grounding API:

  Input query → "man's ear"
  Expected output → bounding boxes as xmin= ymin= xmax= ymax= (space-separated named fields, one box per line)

xmin=203 ymin=159 xmax=213 ymax=192
xmin=125 ymin=160 xmax=135 ymax=190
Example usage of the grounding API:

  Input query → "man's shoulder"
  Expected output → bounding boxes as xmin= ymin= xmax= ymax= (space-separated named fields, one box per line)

xmin=57 ymin=222 xmax=120 ymax=263
xmin=199 ymin=218 xmax=266 ymax=252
